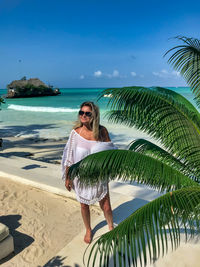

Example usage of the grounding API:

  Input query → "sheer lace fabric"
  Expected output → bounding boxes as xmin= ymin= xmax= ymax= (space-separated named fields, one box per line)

xmin=61 ymin=129 xmax=117 ymax=204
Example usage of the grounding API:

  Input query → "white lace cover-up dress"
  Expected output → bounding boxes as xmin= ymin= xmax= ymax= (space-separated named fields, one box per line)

xmin=61 ymin=129 xmax=117 ymax=205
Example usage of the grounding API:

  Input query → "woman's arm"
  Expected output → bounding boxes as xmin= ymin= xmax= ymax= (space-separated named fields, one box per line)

xmin=100 ymin=126 xmax=111 ymax=142
xmin=62 ymin=130 xmax=75 ymax=189
xmin=65 ymin=167 xmax=73 ymax=191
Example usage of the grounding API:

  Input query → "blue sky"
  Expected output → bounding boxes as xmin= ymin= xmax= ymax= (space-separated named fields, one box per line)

xmin=0 ymin=0 xmax=200 ymax=88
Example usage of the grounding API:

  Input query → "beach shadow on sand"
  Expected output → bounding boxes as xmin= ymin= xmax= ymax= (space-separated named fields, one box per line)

xmin=92 ymin=198 xmax=149 ymax=235
xmin=22 ymin=164 xmax=47 ymax=170
xmin=42 ymin=256 xmax=81 ymax=267
xmin=0 ymin=124 xmax=59 ymax=138
xmin=0 ymin=124 xmax=67 ymax=163
xmin=0 ymin=214 xmax=34 ymax=264
xmin=90 ymin=193 xmax=200 ymax=266
xmin=0 ymin=151 xmax=34 ymax=157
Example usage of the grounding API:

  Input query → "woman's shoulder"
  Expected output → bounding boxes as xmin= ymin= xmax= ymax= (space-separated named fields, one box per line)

xmin=68 ymin=128 xmax=79 ymax=139
xmin=74 ymin=127 xmax=81 ymax=134
xmin=99 ymin=125 xmax=108 ymax=133
xmin=99 ymin=125 xmax=110 ymax=142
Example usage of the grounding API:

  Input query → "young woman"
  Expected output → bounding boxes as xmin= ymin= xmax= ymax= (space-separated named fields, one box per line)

xmin=62 ymin=101 xmax=116 ymax=243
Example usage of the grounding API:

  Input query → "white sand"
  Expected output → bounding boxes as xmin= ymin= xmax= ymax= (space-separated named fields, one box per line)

xmin=153 ymin=242 xmax=200 ymax=267
xmin=1 ymin=136 xmax=67 ymax=164
xmin=1 ymin=126 xmax=157 ymax=164
xmin=1 ymin=136 xmax=200 ymax=266
xmin=0 ymin=177 xmax=100 ymax=267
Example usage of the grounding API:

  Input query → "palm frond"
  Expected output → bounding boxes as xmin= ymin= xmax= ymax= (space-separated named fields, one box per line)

xmin=164 ymin=36 xmax=200 ymax=105
xmin=99 ymin=86 xmax=200 ymax=180
xmin=69 ymin=150 xmax=197 ymax=192
xmin=86 ymin=187 xmax=200 ymax=267
xmin=129 ymin=139 xmax=198 ymax=179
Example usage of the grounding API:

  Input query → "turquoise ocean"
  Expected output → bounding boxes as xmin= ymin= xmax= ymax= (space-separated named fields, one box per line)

xmin=0 ymin=87 xmax=196 ymax=145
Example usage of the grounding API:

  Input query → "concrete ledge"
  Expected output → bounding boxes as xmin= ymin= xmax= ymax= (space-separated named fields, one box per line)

xmin=0 ymin=170 xmax=77 ymax=201
xmin=0 ymin=235 xmax=14 ymax=260
xmin=0 ymin=223 xmax=9 ymax=243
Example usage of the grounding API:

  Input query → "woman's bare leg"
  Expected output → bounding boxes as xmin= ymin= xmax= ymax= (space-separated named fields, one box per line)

xmin=99 ymin=193 xmax=114 ymax=230
xmin=80 ymin=203 xmax=92 ymax=243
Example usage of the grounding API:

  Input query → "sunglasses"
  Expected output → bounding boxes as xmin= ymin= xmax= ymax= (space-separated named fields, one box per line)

xmin=79 ymin=110 xmax=92 ymax=117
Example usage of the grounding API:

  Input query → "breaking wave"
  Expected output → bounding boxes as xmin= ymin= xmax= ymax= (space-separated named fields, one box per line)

xmin=7 ymin=104 xmax=79 ymax=113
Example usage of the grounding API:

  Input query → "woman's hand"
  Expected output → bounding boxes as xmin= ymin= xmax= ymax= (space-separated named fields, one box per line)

xmin=65 ymin=166 xmax=73 ymax=191
xmin=65 ymin=178 xmax=73 ymax=191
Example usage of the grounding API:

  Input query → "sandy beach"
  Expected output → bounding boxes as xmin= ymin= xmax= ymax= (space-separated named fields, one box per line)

xmin=1 ymin=0 xmax=200 ymax=264
xmin=1 ymin=136 xmax=67 ymax=165
xmin=0 ymin=135 xmax=200 ymax=267
xmin=0 ymin=176 xmax=99 ymax=267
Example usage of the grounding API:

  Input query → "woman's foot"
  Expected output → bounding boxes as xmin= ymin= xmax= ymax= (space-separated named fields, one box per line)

xmin=84 ymin=229 xmax=92 ymax=244
xmin=108 ymin=224 xmax=114 ymax=231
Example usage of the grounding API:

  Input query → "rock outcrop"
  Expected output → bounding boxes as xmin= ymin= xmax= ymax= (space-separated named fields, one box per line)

xmin=7 ymin=78 xmax=60 ymax=98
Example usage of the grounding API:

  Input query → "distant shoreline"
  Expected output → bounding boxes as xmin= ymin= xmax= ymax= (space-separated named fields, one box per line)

xmin=0 ymin=86 xmax=191 ymax=91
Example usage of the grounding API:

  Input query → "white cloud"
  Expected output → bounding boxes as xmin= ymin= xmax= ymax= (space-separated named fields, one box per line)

xmin=161 ymin=69 xmax=168 ymax=74
xmin=94 ymin=70 xmax=102 ymax=77
xmin=152 ymin=69 xmax=180 ymax=79
xmin=152 ymin=71 xmax=161 ymax=77
xmin=106 ymin=70 xmax=120 ymax=78
xmin=80 ymin=75 xmax=85 ymax=80
xmin=131 ymin=71 xmax=136 ymax=77
xmin=93 ymin=69 xmax=126 ymax=79
xmin=172 ymin=70 xmax=181 ymax=77
xmin=113 ymin=70 xmax=119 ymax=77
xmin=152 ymin=69 xmax=168 ymax=78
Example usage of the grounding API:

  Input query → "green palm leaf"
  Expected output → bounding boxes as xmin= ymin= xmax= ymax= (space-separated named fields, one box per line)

xmin=69 ymin=150 xmax=197 ymax=192
xmin=164 ymin=36 xmax=200 ymax=105
xmin=129 ymin=139 xmax=197 ymax=179
xmin=99 ymin=86 xmax=200 ymax=181
xmin=76 ymin=40 xmax=200 ymax=267
xmin=85 ymin=187 xmax=200 ymax=267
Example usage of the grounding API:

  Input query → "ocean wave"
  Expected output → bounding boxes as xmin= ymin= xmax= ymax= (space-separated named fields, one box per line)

xmin=7 ymin=104 xmax=79 ymax=113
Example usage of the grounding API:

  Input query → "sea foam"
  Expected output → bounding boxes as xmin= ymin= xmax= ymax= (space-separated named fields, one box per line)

xmin=8 ymin=104 xmax=79 ymax=113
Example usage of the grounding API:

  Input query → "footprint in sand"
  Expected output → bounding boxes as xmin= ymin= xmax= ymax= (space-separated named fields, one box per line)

xmin=22 ymin=243 xmax=45 ymax=263
xmin=0 ymin=190 xmax=9 ymax=200
xmin=40 ymin=231 xmax=51 ymax=247
xmin=6 ymin=191 xmax=19 ymax=202
xmin=29 ymin=200 xmax=48 ymax=215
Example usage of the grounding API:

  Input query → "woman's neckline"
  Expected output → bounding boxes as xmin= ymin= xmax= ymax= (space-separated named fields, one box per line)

xmin=73 ymin=129 xmax=111 ymax=143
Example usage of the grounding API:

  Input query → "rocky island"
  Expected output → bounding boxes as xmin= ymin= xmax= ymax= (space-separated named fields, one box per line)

xmin=6 ymin=77 xmax=61 ymax=98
